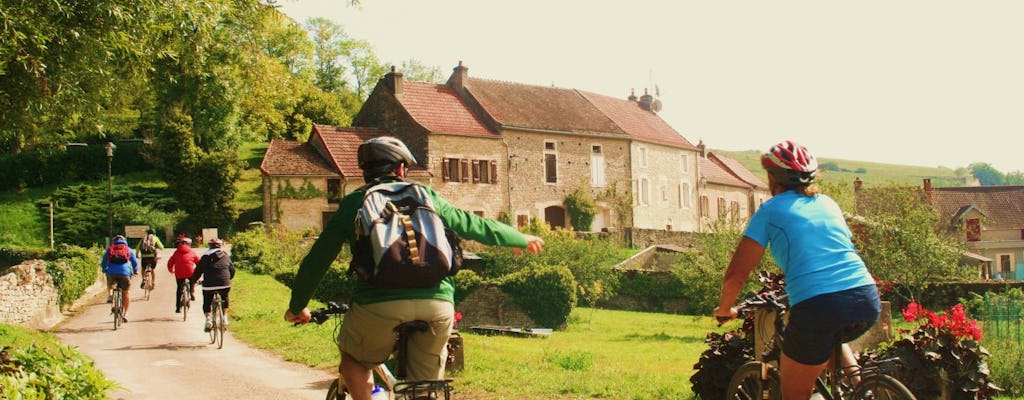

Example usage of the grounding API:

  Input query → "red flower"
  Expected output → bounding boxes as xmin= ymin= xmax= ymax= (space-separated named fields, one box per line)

xmin=901 ymin=302 xmax=921 ymax=322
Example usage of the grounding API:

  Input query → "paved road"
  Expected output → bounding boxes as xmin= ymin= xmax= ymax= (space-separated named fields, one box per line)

xmin=54 ymin=247 xmax=335 ymax=400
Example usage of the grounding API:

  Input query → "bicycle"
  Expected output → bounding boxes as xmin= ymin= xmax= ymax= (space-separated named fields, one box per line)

xmin=309 ymin=302 xmax=454 ymax=400
xmin=111 ymin=287 xmax=125 ymax=330
xmin=723 ymin=292 xmax=916 ymax=400
xmin=179 ymin=279 xmax=192 ymax=321
xmin=141 ymin=268 xmax=154 ymax=301
xmin=209 ymin=291 xmax=227 ymax=349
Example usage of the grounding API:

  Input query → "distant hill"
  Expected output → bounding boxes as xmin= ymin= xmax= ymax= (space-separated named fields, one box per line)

xmin=712 ymin=149 xmax=969 ymax=188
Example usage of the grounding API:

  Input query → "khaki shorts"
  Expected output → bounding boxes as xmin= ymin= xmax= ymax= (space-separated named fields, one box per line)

xmin=339 ymin=299 xmax=454 ymax=381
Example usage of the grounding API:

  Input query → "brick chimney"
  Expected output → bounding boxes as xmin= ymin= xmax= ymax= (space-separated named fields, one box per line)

xmin=385 ymin=66 xmax=403 ymax=98
xmin=697 ymin=140 xmax=706 ymax=158
xmin=854 ymin=177 xmax=862 ymax=192
xmin=628 ymin=88 xmax=638 ymax=102
xmin=449 ymin=60 xmax=469 ymax=92
xmin=923 ymin=178 xmax=932 ymax=203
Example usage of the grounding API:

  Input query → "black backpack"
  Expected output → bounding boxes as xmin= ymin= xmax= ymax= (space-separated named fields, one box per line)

xmin=349 ymin=180 xmax=462 ymax=288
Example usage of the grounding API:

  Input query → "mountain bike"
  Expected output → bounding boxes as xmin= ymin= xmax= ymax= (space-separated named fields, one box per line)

xmin=141 ymin=268 xmax=154 ymax=301
xmin=111 ymin=287 xmax=125 ymax=330
xmin=209 ymin=291 xmax=227 ymax=349
xmin=309 ymin=302 xmax=454 ymax=400
xmin=723 ymin=292 xmax=916 ymax=400
xmin=179 ymin=279 xmax=192 ymax=321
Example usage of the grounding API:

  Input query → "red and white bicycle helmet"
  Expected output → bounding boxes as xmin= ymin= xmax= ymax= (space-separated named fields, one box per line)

xmin=208 ymin=237 xmax=223 ymax=248
xmin=761 ymin=140 xmax=818 ymax=185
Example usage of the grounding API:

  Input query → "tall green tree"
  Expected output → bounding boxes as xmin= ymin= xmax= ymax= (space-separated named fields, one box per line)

xmin=852 ymin=184 xmax=969 ymax=302
xmin=969 ymin=162 xmax=1004 ymax=185
xmin=0 ymin=0 xmax=162 ymax=153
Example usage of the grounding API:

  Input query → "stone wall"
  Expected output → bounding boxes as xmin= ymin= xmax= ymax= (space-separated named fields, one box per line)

xmin=0 ymin=260 xmax=60 ymax=329
xmin=455 ymin=285 xmax=540 ymax=329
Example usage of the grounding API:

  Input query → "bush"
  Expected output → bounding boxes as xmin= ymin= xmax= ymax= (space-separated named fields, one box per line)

xmin=498 ymin=263 xmax=577 ymax=329
xmin=0 ymin=343 xmax=116 ymax=399
xmin=453 ymin=269 xmax=484 ymax=305
xmin=863 ymin=302 xmax=1001 ymax=400
xmin=0 ymin=246 xmax=48 ymax=269
xmin=45 ymin=244 xmax=101 ymax=310
xmin=231 ymin=228 xmax=356 ymax=304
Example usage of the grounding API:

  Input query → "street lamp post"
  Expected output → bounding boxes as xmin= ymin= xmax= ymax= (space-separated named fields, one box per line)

xmin=105 ymin=142 xmax=116 ymax=241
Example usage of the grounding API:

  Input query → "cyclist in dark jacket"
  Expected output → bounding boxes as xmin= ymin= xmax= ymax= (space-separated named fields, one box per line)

xmin=191 ymin=238 xmax=235 ymax=332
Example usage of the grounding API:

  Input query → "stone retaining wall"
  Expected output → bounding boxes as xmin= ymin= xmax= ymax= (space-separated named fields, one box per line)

xmin=0 ymin=260 xmax=60 ymax=329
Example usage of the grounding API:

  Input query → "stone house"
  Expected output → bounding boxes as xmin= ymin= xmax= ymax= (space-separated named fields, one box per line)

xmin=261 ymin=62 xmax=765 ymax=233
xmin=922 ymin=179 xmax=1024 ymax=280
xmin=695 ymin=146 xmax=770 ymax=230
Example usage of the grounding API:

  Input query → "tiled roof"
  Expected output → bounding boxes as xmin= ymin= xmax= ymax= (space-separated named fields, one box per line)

xmin=259 ymin=140 xmax=337 ymax=176
xmin=312 ymin=125 xmax=391 ymax=178
xmin=465 ymin=78 xmax=625 ymax=135
xmin=700 ymin=157 xmax=750 ymax=188
xmin=709 ymin=152 xmax=768 ymax=189
xmin=311 ymin=125 xmax=432 ymax=179
xmin=930 ymin=186 xmax=1024 ymax=230
xmin=579 ymin=90 xmax=696 ymax=149
xmin=401 ymin=81 xmax=495 ymax=137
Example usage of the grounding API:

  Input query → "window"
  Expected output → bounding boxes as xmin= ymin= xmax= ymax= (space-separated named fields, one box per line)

xmin=679 ymin=182 xmax=692 ymax=209
xmin=700 ymin=196 xmax=709 ymax=217
xmin=638 ymin=146 xmax=648 ymax=167
xmin=965 ymin=218 xmax=981 ymax=242
xmin=544 ymin=141 xmax=558 ymax=184
xmin=717 ymin=197 xmax=727 ymax=218
xmin=442 ymin=158 xmax=471 ymax=183
xmin=661 ymin=186 xmax=668 ymax=202
xmin=730 ymin=201 xmax=740 ymax=221
xmin=998 ymin=254 xmax=1013 ymax=276
xmin=591 ymin=145 xmax=605 ymax=187
xmin=473 ymin=210 xmax=485 ymax=217
xmin=680 ymin=154 xmax=689 ymax=173
xmin=472 ymin=160 xmax=498 ymax=184
xmin=517 ymin=214 xmax=529 ymax=228
xmin=638 ymin=178 xmax=650 ymax=205
xmin=327 ymin=179 xmax=342 ymax=204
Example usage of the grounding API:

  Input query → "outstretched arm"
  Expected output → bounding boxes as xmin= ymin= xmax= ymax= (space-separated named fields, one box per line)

xmin=714 ymin=236 xmax=765 ymax=322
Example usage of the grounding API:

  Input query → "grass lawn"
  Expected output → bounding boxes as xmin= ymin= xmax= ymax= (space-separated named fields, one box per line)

xmin=229 ymin=270 xmax=716 ymax=399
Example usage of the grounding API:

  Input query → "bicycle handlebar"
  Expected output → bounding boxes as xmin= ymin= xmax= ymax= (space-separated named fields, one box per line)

xmin=308 ymin=302 xmax=350 ymax=325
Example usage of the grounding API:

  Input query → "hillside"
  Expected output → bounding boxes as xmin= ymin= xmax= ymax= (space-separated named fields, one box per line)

xmin=712 ymin=149 xmax=967 ymax=188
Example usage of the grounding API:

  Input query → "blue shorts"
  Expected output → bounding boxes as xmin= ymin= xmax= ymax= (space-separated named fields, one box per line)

xmin=782 ymin=284 xmax=880 ymax=365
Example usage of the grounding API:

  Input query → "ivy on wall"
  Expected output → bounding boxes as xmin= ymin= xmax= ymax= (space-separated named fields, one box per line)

xmin=275 ymin=180 xmax=324 ymax=200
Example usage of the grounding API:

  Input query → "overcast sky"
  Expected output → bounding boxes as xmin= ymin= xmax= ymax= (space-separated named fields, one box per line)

xmin=279 ymin=0 xmax=1024 ymax=173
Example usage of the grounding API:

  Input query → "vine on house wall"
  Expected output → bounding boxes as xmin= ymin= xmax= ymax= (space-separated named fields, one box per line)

xmin=275 ymin=180 xmax=324 ymax=200
xmin=599 ymin=179 xmax=633 ymax=228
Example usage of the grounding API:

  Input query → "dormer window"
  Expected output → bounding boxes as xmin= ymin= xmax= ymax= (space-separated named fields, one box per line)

xmin=965 ymin=218 xmax=980 ymax=242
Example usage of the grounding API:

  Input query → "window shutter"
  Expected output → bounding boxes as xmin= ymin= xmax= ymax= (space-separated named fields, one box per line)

xmin=442 ymin=159 xmax=450 ymax=182
xmin=490 ymin=160 xmax=498 ymax=183
xmin=472 ymin=160 xmax=480 ymax=183
xmin=460 ymin=159 xmax=469 ymax=182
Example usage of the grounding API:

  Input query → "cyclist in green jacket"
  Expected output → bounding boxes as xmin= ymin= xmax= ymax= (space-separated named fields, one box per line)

xmin=285 ymin=137 xmax=543 ymax=400
xmin=136 ymin=228 xmax=164 ymax=289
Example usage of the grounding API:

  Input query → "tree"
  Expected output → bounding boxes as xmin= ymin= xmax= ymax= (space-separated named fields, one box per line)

xmin=564 ymin=186 xmax=596 ymax=231
xmin=307 ymin=17 xmax=350 ymax=94
xmin=969 ymin=162 xmax=1004 ymax=185
xmin=1004 ymin=170 xmax=1024 ymax=185
xmin=851 ymin=184 xmax=969 ymax=302
xmin=0 ymin=0 xmax=163 ymax=153
xmin=398 ymin=59 xmax=444 ymax=83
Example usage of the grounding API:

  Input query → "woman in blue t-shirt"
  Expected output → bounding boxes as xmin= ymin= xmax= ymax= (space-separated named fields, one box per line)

xmin=714 ymin=140 xmax=880 ymax=400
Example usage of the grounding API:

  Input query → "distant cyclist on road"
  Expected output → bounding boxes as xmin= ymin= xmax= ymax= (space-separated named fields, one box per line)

xmin=136 ymin=228 xmax=164 ymax=289
xmin=284 ymin=137 xmax=544 ymax=400
xmin=191 ymin=238 xmax=235 ymax=332
xmin=102 ymin=234 xmax=139 ymax=321
xmin=167 ymin=237 xmax=199 ymax=314
xmin=714 ymin=140 xmax=880 ymax=400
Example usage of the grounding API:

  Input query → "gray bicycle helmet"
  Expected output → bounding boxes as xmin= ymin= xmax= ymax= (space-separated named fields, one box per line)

xmin=357 ymin=136 xmax=417 ymax=178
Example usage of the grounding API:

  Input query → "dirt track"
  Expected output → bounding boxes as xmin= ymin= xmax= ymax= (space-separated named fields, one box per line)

xmin=53 ymin=247 xmax=335 ymax=400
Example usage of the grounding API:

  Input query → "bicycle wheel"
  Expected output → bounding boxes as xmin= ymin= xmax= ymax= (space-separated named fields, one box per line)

xmin=143 ymin=271 xmax=152 ymax=300
xmin=726 ymin=361 xmax=781 ymax=400
xmin=216 ymin=300 xmax=225 ymax=349
xmin=181 ymin=288 xmax=190 ymax=321
xmin=852 ymin=374 xmax=917 ymax=400
xmin=112 ymin=290 xmax=122 ymax=331
xmin=209 ymin=297 xmax=219 ymax=345
xmin=325 ymin=379 xmax=354 ymax=400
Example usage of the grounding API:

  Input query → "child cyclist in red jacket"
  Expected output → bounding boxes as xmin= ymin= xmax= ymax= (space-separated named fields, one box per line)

xmin=167 ymin=237 xmax=199 ymax=313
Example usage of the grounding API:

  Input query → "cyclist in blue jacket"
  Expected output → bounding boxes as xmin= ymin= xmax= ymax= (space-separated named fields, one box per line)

xmin=714 ymin=140 xmax=880 ymax=400
xmin=102 ymin=234 xmax=139 ymax=321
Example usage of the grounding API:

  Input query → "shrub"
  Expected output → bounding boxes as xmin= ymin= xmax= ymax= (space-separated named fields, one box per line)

xmin=563 ymin=187 xmax=596 ymax=231
xmin=45 ymin=244 xmax=100 ymax=310
xmin=0 ymin=246 xmax=48 ymax=269
xmin=0 ymin=343 xmax=117 ymax=399
xmin=453 ymin=269 xmax=484 ymax=305
xmin=498 ymin=263 xmax=577 ymax=329
xmin=863 ymin=302 xmax=1002 ymax=400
